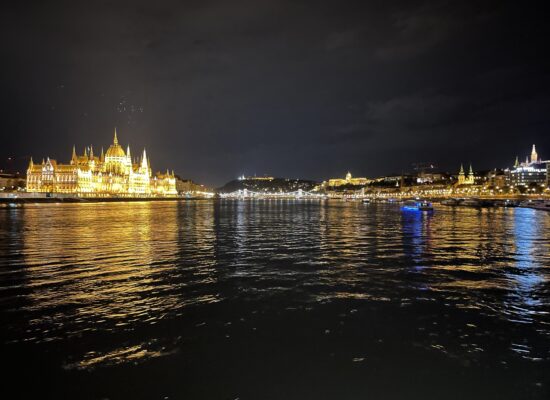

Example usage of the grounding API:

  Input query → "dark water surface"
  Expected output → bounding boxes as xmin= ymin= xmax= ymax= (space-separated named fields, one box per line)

xmin=1 ymin=200 xmax=549 ymax=399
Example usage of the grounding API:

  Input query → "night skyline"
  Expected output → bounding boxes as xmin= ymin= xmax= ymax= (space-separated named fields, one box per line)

xmin=2 ymin=1 xmax=550 ymax=186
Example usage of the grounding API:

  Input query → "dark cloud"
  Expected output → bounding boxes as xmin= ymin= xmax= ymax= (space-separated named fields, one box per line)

xmin=1 ymin=0 xmax=549 ymax=185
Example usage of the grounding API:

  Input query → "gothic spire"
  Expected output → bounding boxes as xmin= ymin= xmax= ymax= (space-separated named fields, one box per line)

xmin=113 ymin=128 xmax=118 ymax=145
xmin=459 ymin=164 xmax=464 ymax=175
xmin=531 ymin=144 xmax=538 ymax=163
xmin=141 ymin=148 xmax=148 ymax=169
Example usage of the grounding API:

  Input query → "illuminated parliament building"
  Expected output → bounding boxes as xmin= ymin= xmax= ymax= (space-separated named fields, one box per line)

xmin=26 ymin=129 xmax=177 ymax=196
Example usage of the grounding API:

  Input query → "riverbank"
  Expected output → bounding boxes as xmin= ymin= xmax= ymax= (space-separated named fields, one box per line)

xmin=0 ymin=194 xmax=211 ymax=205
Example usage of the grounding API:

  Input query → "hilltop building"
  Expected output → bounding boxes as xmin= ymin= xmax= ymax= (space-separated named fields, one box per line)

xmin=326 ymin=172 xmax=370 ymax=187
xmin=237 ymin=175 xmax=275 ymax=181
xmin=506 ymin=144 xmax=548 ymax=187
xmin=26 ymin=129 xmax=177 ymax=196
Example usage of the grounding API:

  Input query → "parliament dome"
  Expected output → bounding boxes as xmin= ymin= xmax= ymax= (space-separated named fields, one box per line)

xmin=105 ymin=129 xmax=126 ymax=158
xmin=105 ymin=144 xmax=125 ymax=157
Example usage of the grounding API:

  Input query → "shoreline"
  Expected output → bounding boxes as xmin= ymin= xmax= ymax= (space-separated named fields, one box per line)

xmin=1 ymin=194 xmax=549 ymax=205
xmin=0 ymin=196 xmax=209 ymax=204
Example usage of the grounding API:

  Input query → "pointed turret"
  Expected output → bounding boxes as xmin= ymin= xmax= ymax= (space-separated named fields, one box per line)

xmin=83 ymin=146 xmax=87 ymax=157
xmin=468 ymin=164 xmax=473 ymax=175
xmin=71 ymin=145 xmax=77 ymax=165
xmin=126 ymin=144 xmax=131 ymax=159
xmin=100 ymin=147 xmax=104 ymax=162
xmin=514 ymin=156 xmax=519 ymax=168
xmin=113 ymin=128 xmax=119 ymax=145
xmin=141 ymin=148 xmax=148 ymax=169
xmin=89 ymin=145 xmax=94 ymax=160
xmin=28 ymin=157 xmax=34 ymax=169
xmin=457 ymin=164 xmax=465 ymax=185
xmin=531 ymin=144 xmax=538 ymax=163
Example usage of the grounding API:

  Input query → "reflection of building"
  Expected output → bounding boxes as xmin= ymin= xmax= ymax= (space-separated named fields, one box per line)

xmin=19 ymin=202 xmax=182 ymax=350
xmin=506 ymin=144 xmax=548 ymax=187
xmin=26 ymin=129 xmax=177 ymax=196
xmin=326 ymin=172 xmax=370 ymax=187
xmin=456 ymin=164 xmax=475 ymax=185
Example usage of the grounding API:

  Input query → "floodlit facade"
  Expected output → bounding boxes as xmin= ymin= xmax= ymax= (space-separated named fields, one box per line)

xmin=26 ymin=129 xmax=177 ymax=197
xmin=326 ymin=172 xmax=370 ymax=187
xmin=456 ymin=164 xmax=475 ymax=185
xmin=506 ymin=144 xmax=548 ymax=187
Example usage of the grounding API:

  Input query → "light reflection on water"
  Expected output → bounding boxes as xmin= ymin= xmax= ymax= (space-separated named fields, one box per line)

xmin=0 ymin=200 xmax=549 ymax=398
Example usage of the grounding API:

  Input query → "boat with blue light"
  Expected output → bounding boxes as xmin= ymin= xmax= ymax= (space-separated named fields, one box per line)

xmin=402 ymin=200 xmax=434 ymax=212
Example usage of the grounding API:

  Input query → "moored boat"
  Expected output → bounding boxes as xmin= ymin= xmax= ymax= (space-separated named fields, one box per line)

xmin=402 ymin=200 xmax=434 ymax=211
xmin=503 ymin=199 xmax=519 ymax=207
xmin=460 ymin=198 xmax=494 ymax=207
xmin=519 ymin=200 xmax=550 ymax=211
xmin=493 ymin=199 xmax=519 ymax=207
xmin=461 ymin=198 xmax=481 ymax=207
xmin=441 ymin=198 xmax=461 ymax=206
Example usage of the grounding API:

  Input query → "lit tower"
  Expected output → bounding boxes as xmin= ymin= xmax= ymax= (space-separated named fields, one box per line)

xmin=126 ymin=144 xmax=132 ymax=174
xmin=467 ymin=164 xmax=474 ymax=184
xmin=141 ymin=149 xmax=150 ymax=176
xmin=71 ymin=146 xmax=77 ymax=165
xmin=458 ymin=164 xmax=465 ymax=185
xmin=531 ymin=144 xmax=538 ymax=163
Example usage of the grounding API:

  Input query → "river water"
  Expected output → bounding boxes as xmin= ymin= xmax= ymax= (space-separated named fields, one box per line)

xmin=1 ymin=200 xmax=549 ymax=399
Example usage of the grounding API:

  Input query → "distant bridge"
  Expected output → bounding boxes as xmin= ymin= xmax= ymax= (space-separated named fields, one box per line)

xmin=219 ymin=188 xmax=327 ymax=199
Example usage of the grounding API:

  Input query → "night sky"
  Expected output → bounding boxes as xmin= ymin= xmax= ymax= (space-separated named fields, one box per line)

xmin=1 ymin=0 xmax=549 ymax=186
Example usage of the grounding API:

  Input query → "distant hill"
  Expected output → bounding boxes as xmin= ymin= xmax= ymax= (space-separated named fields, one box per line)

xmin=217 ymin=178 xmax=319 ymax=193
